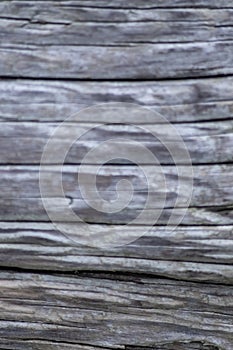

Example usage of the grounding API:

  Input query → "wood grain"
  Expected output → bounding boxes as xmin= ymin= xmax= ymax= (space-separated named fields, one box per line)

xmin=2 ymin=8 xmax=233 ymax=45
xmin=2 ymin=198 xmax=232 ymax=225
xmin=0 ymin=1 xmax=232 ymax=349
xmin=1 ymin=1 xmax=233 ymax=80
xmin=0 ymin=1 xmax=232 ymax=12
xmin=1 ymin=2 xmax=233 ymax=79
xmin=0 ymin=78 xmax=233 ymax=123
xmin=0 ymin=271 xmax=232 ymax=349
xmin=1 ymin=165 xmax=232 ymax=224
xmin=0 ymin=121 xmax=232 ymax=164
xmin=0 ymin=223 xmax=232 ymax=283
xmin=1 ymin=41 xmax=233 ymax=79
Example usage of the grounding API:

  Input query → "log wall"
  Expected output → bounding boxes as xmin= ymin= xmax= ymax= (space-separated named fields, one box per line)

xmin=0 ymin=1 xmax=232 ymax=349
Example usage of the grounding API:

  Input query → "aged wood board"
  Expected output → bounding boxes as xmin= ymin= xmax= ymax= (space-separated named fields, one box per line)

xmin=0 ymin=1 xmax=232 ymax=349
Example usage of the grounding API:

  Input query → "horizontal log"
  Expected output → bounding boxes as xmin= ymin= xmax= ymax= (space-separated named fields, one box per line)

xmin=1 ymin=165 xmax=232 ymax=224
xmin=1 ymin=8 xmax=233 ymax=45
xmin=0 ymin=121 xmax=232 ymax=164
xmin=1 ymin=5 xmax=233 ymax=24
xmin=0 ymin=271 xmax=232 ymax=349
xmin=0 ymin=222 xmax=232 ymax=266
xmin=1 ymin=41 xmax=233 ymax=79
xmin=1 ymin=164 xmax=232 ymax=205
xmin=1 ymin=78 xmax=233 ymax=123
xmin=2 ymin=198 xmax=232 ymax=225
xmin=0 ymin=2 xmax=232 ymax=348
xmin=0 ymin=0 xmax=232 ymax=12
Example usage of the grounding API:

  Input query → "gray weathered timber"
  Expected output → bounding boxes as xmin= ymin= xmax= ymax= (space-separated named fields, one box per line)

xmin=0 ymin=0 xmax=232 ymax=12
xmin=2 ymin=198 xmax=232 ymax=225
xmin=0 ymin=78 xmax=233 ymax=123
xmin=0 ymin=272 xmax=232 ymax=349
xmin=1 ymin=2 xmax=233 ymax=80
xmin=0 ymin=223 xmax=232 ymax=282
xmin=2 ymin=165 xmax=232 ymax=205
xmin=1 ymin=165 xmax=232 ymax=224
xmin=1 ymin=41 xmax=233 ymax=79
xmin=2 ymin=9 xmax=233 ymax=45
xmin=0 ymin=121 xmax=232 ymax=164
xmin=1 ymin=6 xmax=233 ymax=26
xmin=0 ymin=1 xmax=233 ymax=349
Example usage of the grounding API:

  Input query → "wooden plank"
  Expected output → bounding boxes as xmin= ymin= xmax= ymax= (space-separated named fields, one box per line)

xmin=1 ymin=3 xmax=233 ymax=79
xmin=1 ymin=41 xmax=233 ymax=79
xmin=0 ymin=1 xmax=232 ymax=348
xmin=2 ymin=6 xmax=233 ymax=25
xmin=2 ymin=198 xmax=232 ymax=225
xmin=0 ymin=222 xmax=232 ymax=267
xmin=0 ymin=78 xmax=233 ymax=123
xmin=1 ymin=8 xmax=233 ymax=45
xmin=1 ymin=164 xmax=232 ymax=205
xmin=0 ymin=271 xmax=232 ymax=349
xmin=1 ymin=165 xmax=232 ymax=224
xmin=0 ymin=0 xmax=232 ymax=11
xmin=0 ymin=122 xmax=232 ymax=164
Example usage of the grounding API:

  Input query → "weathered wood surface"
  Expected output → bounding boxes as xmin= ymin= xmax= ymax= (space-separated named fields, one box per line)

xmin=1 ymin=3 xmax=233 ymax=79
xmin=0 ymin=1 xmax=233 ymax=349
xmin=2 ymin=198 xmax=232 ymax=225
xmin=2 ymin=41 xmax=233 ymax=79
xmin=0 ymin=271 xmax=232 ymax=349
xmin=1 ymin=0 xmax=233 ymax=12
xmin=0 ymin=78 xmax=233 ymax=123
xmin=2 ymin=8 xmax=233 ymax=45
xmin=1 ymin=165 xmax=232 ymax=224
xmin=0 ymin=223 xmax=233 ymax=283
xmin=0 ymin=121 xmax=232 ymax=164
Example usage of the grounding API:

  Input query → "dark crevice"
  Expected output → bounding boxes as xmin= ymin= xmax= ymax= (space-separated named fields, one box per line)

xmin=0 ymin=16 xmax=31 ymax=21
xmin=0 ymin=162 xmax=233 ymax=166
xmin=1 ymin=220 xmax=232 ymax=227
xmin=0 ymin=266 xmax=232 ymax=287
xmin=1 ymin=73 xmax=233 ymax=82
xmin=1 ymin=75 xmax=233 ymax=83
xmin=0 ymin=117 xmax=232 ymax=125
xmin=171 ymin=117 xmax=233 ymax=124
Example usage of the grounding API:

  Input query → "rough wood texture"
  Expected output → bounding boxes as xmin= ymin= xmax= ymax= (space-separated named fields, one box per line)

xmin=1 ymin=3 xmax=233 ymax=79
xmin=1 ymin=165 xmax=232 ymax=224
xmin=0 ymin=121 xmax=232 ymax=164
xmin=0 ymin=223 xmax=233 ymax=283
xmin=0 ymin=78 xmax=233 ymax=123
xmin=2 ymin=41 xmax=233 ymax=79
xmin=2 ymin=8 xmax=233 ymax=45
xmin=0 ymin=271 xmax=232 ymax=349
xmin=1 ymin=0 xmax=233 ymax=12
xmin=0 ymin=1 xmax=233 ymax=349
